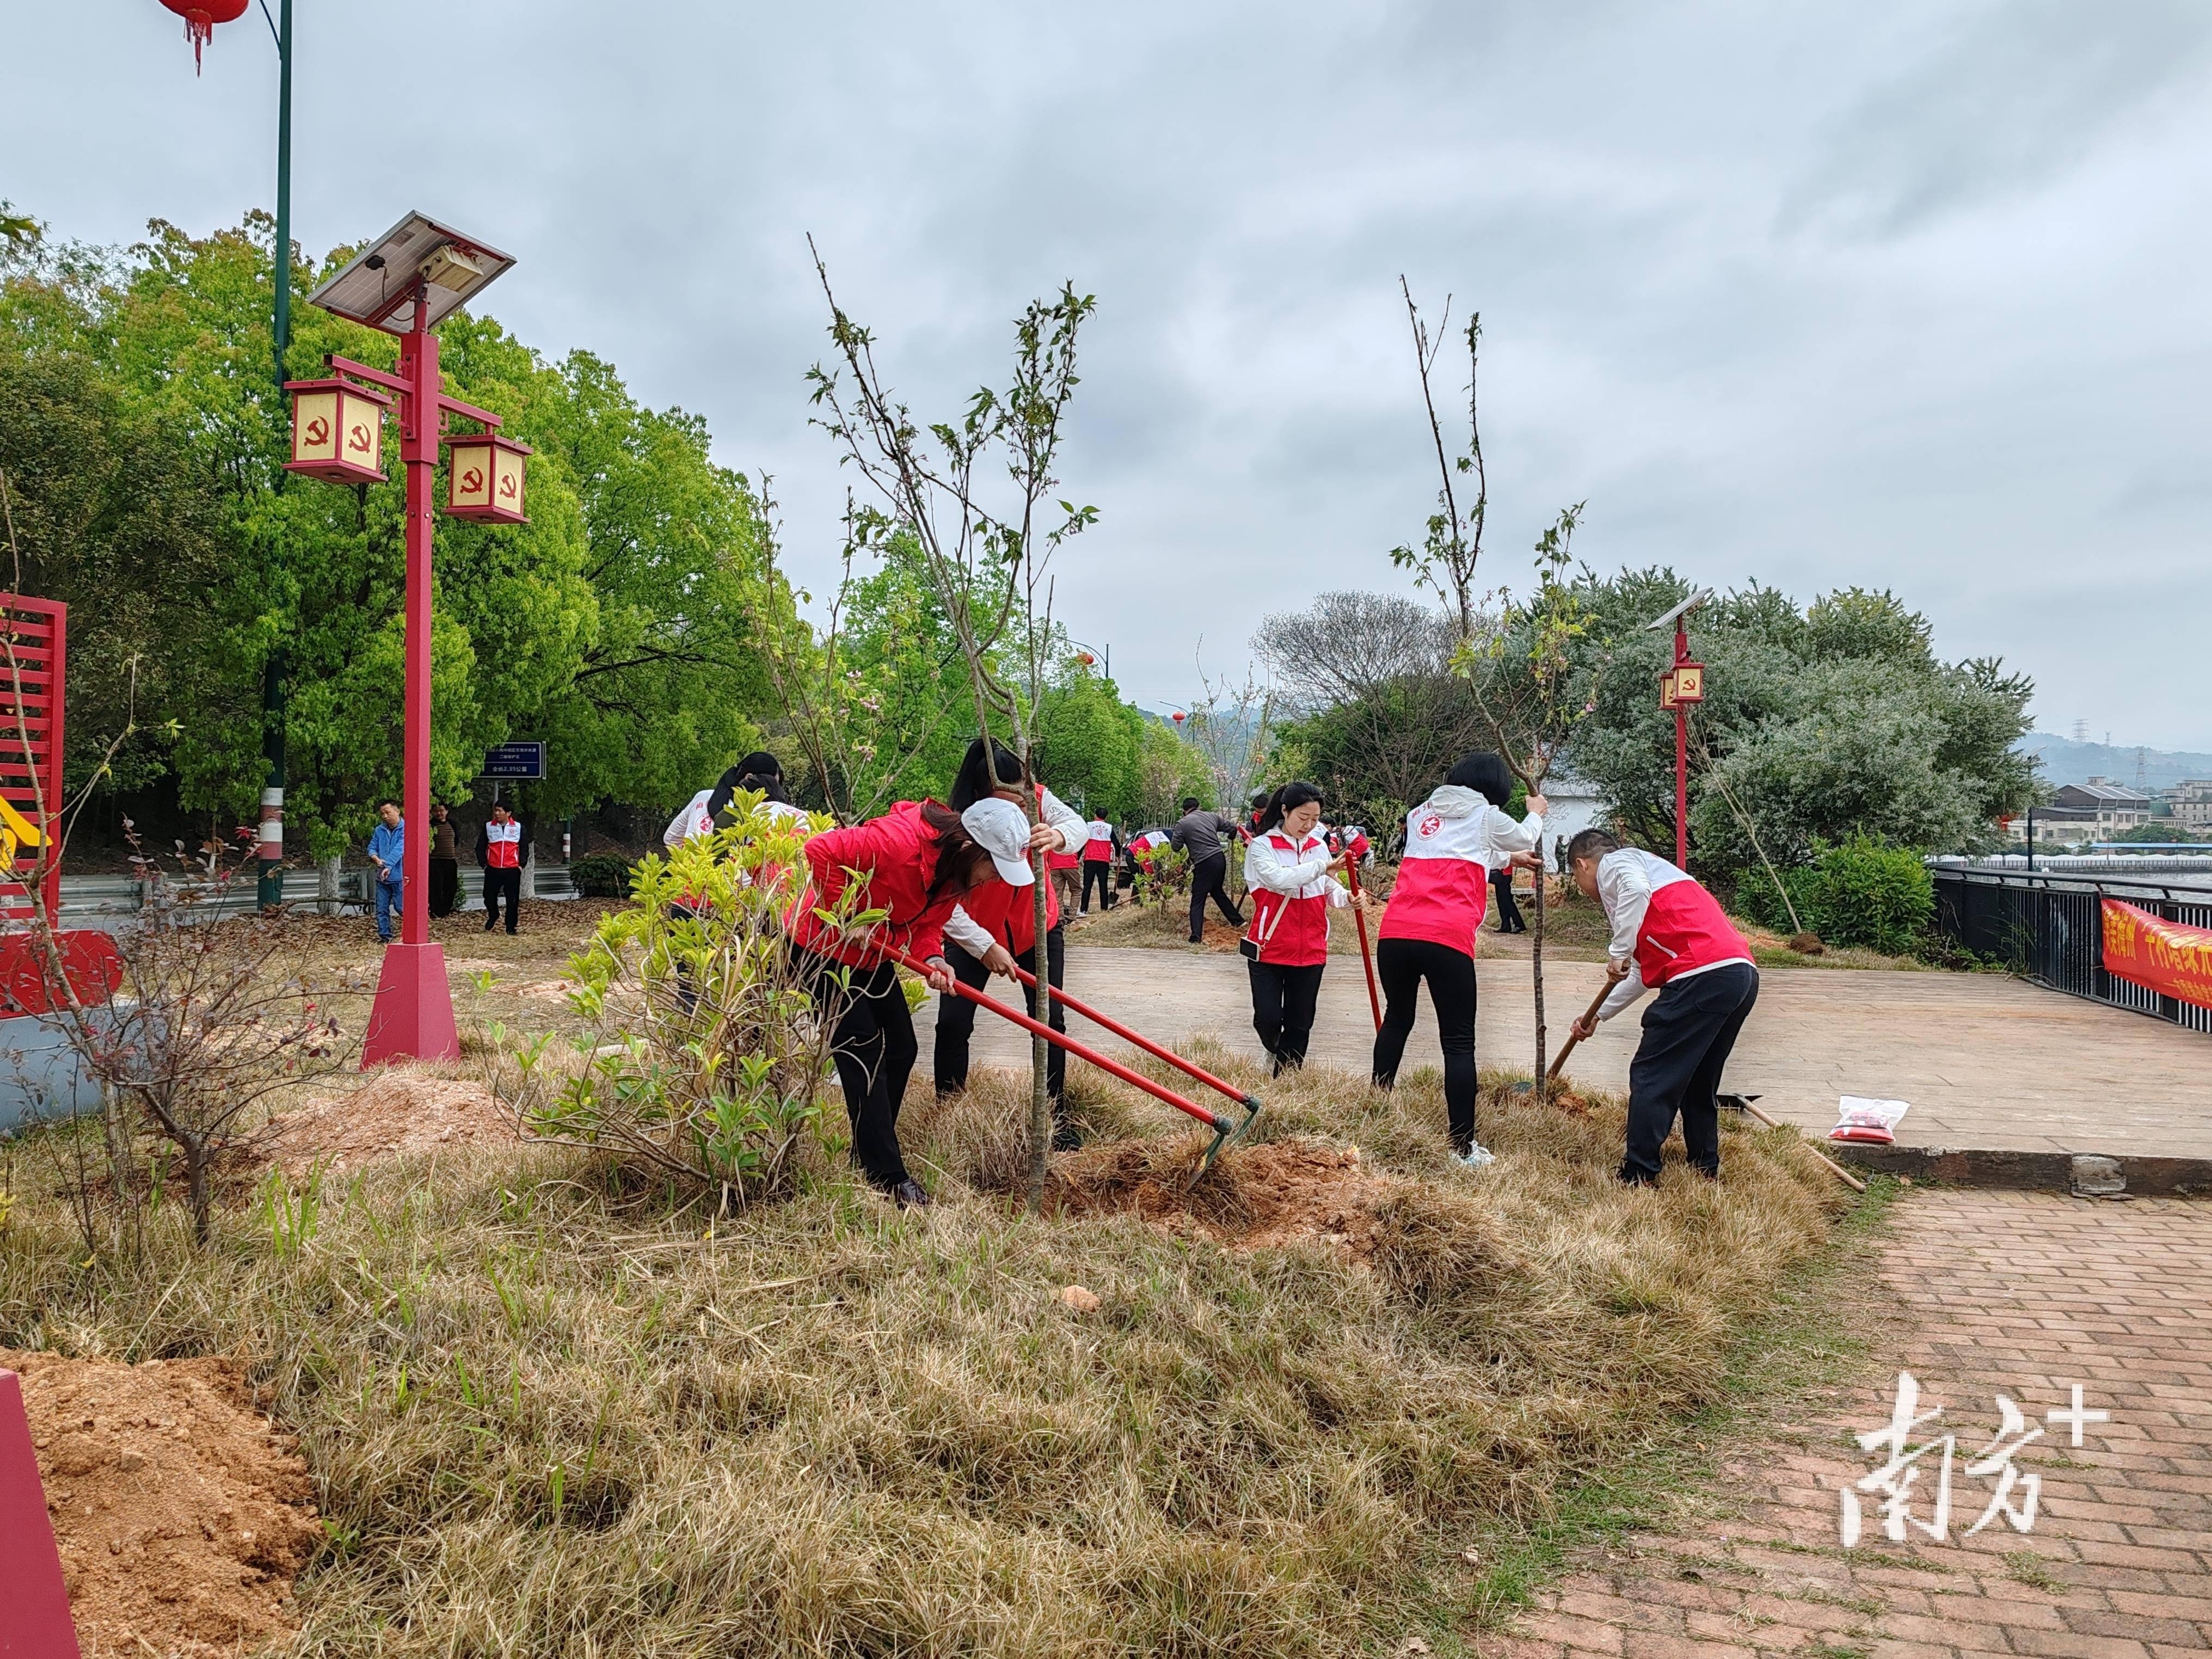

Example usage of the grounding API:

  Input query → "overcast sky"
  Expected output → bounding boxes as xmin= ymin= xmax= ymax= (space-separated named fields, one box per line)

xmin=12 ymin=2 xmax=2211 ymax=747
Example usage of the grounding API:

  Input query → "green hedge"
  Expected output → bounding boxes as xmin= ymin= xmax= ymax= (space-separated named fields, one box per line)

xmin=568 ymin=852 xmax=639 ymax=898
xmin=1736 ymin=836 xmax=1933 ymax=956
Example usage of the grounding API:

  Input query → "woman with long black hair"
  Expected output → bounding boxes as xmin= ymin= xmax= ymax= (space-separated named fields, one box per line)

xmin=1241 ymin=781 xmax=1356 ymax=1074
xmin=787 ymin=799 xmax=998 ymax=1208
xmin=1369 ymin=752 xmax=1546 ymax=1168
xmin=932 ymin=739 xmax=1087 ymax=1140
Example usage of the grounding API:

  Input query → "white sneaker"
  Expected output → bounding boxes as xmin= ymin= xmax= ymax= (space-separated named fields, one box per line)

xmin=1453 ymin=1142 xmax=1497 ymax=1170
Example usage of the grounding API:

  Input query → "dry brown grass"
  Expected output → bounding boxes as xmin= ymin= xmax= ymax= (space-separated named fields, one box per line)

xmin=2 ymin=990 xmax=1851 ymax=1656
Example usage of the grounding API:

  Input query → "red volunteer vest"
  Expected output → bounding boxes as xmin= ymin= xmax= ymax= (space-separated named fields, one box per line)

xmin=1083 ymin=828 xmax=1114 ymax=861
xmin=1243 ymin=832 xmax=1331 ymax=966
xmin=1634 ymin=875 xmax=1750 ymax=988
xmin=484 ymin=822 xmax=522 ymax=869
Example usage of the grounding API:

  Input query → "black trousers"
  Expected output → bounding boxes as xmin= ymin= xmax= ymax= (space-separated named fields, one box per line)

xmin=1189 ymin=852 xmax=1243 ymax=941
xmin=795 ymin=948 xmax=918 ymax=1190
xmin=1248 ymin=958 xmax=1324 ymax=1074
xmin=1490 ymin=866 xmax=1526 ymax=933
xmin=1622 ymin=962 xmax=1760 ymax=1184
xmin=1371 ymin=937 xmax=1479 ymax=1152
xmin=933 ymin=928 xmax=1067 ymax=1105
xmin=482 ymin=867 xmax=521 ymax=932
xmin=428 ymin=857 xmax=459 ymax=919
xmin=1082 ymin=861 xmax=1115 ymax=911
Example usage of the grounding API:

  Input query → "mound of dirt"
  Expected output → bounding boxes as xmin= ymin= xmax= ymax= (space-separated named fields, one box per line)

xmin=5 ymin=1348 xmax=322 ymax=1658
xmin=265 ymin=1068 xmax=515 ymax=1176
xmin=1047 ymin=1135 xmax=1393 ymax=1258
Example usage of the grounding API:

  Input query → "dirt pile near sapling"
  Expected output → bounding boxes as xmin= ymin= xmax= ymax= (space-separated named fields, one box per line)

xmin=6 ymin=1348 xmax=322 ymax=1658
xmin=1046 ymin=1134 xmax=1395 ymax=1257
xmin=263 ymin=1067 xmax=514 ymax=1175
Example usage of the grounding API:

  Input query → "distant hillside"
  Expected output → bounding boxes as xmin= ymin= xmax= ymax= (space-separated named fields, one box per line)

xmin=2017 ymin=734 xmax=2212 ymax=791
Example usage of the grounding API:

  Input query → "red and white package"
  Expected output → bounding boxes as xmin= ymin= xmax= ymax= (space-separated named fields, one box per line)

xmin=1831 ymin=1096 xmax=1910 ymax=1144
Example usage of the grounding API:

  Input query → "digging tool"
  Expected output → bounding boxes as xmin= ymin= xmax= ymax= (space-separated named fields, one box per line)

xmin=1342 ymin=849 xmax=1381 ymax=1034
xmin=1545 ymin=982 xmax=1614 ymax=1083
xmin=998 ymin=961 xmax=1259 ymax=1116
xmin=891 ymin=949 xmax=1260 ymax=1178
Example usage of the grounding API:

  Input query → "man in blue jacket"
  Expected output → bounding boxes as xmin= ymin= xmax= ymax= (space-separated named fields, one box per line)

xmin=367 ymin=799 xmax=405 ymax=943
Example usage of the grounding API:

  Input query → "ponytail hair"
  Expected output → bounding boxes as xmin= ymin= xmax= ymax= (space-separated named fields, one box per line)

xmin=919 ymin=799 xmax=993 ymax=901
xmin=1255 ymin=780 xmax=1324 ymax=837
xmin=949 ymin=736 xmax=1027 ymax=813
xmin=709 ymin=749 xmax=791 ymax=818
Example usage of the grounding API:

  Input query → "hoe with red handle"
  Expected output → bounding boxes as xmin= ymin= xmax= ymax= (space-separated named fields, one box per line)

xmin=1342 ymin=847 xmax=1381 ymax=1033
xmin=891 ymin=949 xmax=1262 ymax=1179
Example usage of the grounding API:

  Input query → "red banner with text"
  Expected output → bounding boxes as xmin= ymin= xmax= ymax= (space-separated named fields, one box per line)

xmin=2100 ymin=898 xmax=2212 ymax=1010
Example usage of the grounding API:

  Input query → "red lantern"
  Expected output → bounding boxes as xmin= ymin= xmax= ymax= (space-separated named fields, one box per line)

xmin=284 ymin=378 xmax=391 ymax=486
xmin=444 ymin=431 xmax=532 ymax=525
xmin=157 ymin=0 xmax=250 ymax=73
xmin=1170 ymin=710 xmax=1186 ymax=726
xmin=1074 ymin=651 xmax=1096 ymax=667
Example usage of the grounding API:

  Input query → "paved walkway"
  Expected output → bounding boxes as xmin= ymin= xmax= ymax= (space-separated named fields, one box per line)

xmin=921 ymin=944 xmax=2212 ymax=1159
xmin=1483 ymin=1190 xmax=2212 ymax=1658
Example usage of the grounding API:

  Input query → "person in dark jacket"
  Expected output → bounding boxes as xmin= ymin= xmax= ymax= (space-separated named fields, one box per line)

xmin=427 ymin=803 xmax=459 ymax=919
xmin=1170 ymin=796 xmax=1245 ymax=943
xmin=475 ymin=803 xmax=530 ymax=935
xmin=1489 ymin=860 xmax=1528 ymax=933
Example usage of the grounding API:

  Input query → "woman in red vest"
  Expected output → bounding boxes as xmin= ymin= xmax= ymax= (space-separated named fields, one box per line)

xmin=1240 ymin=782 xmax=1356 ymax=1074
xmin=787 ymin=800 xmax=997 ymax=1208
xmin=932 ymin=739 xmax=1085 ymax=1141
xmin=1564 ymin=827 xmax=1759 ymax=1185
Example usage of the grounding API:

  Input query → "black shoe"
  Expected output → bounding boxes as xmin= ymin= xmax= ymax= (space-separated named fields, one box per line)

xmin=1050 ymin=1120 xmax=1082 ymax=1153
xmin=889 ymin=1178 xmax=931 ymax=1209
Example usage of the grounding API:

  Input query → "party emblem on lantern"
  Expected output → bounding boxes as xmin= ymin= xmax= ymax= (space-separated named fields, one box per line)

xmin=284 ymin=378 xmax=391 ymax=485
xmin=444 ymin=431 xmax=532 ymax=524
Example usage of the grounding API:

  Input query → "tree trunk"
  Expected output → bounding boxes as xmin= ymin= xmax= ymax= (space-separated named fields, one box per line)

xmin=1024 ymin=782 xmax=1054 ymax=1206
xmin=317 ymin=853 xmax=341 ymax=916
xmin=1531 ymin=861 xmax=1549 ymax=1102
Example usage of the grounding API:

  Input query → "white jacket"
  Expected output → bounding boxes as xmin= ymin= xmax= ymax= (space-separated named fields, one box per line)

xmin=1242 ymin=824 xmax=1350 ymax=904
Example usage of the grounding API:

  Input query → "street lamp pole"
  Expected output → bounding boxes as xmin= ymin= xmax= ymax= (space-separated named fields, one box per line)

xmin=257 ymin=0 xmax=293 ymax=910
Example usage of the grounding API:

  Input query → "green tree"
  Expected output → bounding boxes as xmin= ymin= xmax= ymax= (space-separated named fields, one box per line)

xmin=1036 ymin=662 xmax=1142 ymax=818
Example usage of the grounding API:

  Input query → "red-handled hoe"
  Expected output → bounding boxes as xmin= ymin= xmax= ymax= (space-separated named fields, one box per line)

xmin=892 ymin=949 xmax=1262 ymax=1181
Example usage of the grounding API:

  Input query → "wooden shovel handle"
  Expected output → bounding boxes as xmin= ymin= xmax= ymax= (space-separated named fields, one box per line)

xmin=1546 ymin=982 xmax=1614 ymax=1080
xmin=1734 ymin=1097 xmax=1867 ymax=1192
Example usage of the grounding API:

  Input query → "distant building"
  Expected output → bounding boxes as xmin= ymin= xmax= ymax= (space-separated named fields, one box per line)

xmin=2005 ymin=807 xmax=2098 ymax=845
xmin=2168 ymin=780 xmax=2212 ymax=831
xmin=2050 ymin=779 xmax=2153 ymax=834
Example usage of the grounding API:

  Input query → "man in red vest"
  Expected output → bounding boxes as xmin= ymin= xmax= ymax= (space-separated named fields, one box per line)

xmin=1565 ymin=828 xmax=1758 ymax=1185
xmin=475 ymin=802 xmax=530 ymax=935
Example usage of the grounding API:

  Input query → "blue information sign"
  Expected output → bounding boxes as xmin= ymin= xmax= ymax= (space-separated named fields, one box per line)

xmin=481 ymin=741 xmax=546 ymax=781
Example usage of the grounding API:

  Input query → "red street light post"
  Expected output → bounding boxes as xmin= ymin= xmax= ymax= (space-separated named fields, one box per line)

xmin=1644 ymin=590 xmax=1711 ymax=870
xmin=285 ymin=213 xmax=522 ymax=1066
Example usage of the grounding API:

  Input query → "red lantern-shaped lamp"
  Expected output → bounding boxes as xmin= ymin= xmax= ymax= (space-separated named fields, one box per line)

xmin=285 ymin=378 xmax=391 ymax=485
xmin=444 ymin=431 xmax=531 ymax=524
xmin=158 ymin=0 xmax=249 ymax=72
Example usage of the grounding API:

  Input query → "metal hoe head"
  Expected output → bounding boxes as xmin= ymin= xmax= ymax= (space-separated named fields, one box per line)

xmin=1192 ymin=1092 xmax=1264 ymax=1185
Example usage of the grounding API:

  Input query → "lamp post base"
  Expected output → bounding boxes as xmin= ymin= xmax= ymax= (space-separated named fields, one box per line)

xmin=361 ymin=942 xmax=459 ymax=1068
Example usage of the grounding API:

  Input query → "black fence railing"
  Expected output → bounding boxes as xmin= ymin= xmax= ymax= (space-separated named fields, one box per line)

xmin=1932 ymin=868 xmax=2212 ymax=1036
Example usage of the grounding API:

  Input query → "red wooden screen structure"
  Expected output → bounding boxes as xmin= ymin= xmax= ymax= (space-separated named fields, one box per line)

xmin=0 ymin=595 xmax=64 ymax=927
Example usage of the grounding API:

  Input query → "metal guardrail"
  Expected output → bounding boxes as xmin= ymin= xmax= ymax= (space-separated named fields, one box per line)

xmin=1931 ymin=867 xmax=2212 ymax=1036
xmin=56 ymin=864 xmax=579 ymax=923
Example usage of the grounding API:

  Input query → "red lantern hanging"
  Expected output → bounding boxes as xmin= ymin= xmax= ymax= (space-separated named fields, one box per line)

xmin=284 ymin=377 xmax=391 ymax=486
xmin=157 ymin=0 xmax=250 ymax=74
xmin=1169 ymin=710 xmax=1186 ymax=726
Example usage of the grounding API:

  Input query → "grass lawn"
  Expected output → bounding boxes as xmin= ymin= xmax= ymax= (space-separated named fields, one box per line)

xmin=0 ymin=895 xmax=1880 ymax=1657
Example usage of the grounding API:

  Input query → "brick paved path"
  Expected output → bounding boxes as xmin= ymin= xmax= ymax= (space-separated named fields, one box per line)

xmin=1485 ymin=1191 xmax=2212 ymax=1659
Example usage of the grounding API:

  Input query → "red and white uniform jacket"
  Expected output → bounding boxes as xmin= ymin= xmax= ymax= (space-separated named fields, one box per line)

xmin=787 ymin=801 xmax=962 ymax=970
xmin=945 ymin=787 xmax=1085 ymax=959
xmin=1082 ymin=818 xmax=1116 ymax=862
xmin=1378 ymin=786 xmax=1543 ymax=957
xmin=1330 ymin=823 xmax=1373 ymax=865
xmin=482 ymin=820 xmax=524 ymax=869
xmin=663 ymin=789 xmax=714 ymax=849
xmin=1129 ymin=828 xmax=1171 ymax=864
xmin=1594 ymin=847 xmax=1753 ymax=1019
xmin=1242 ymin=826 xmax=1350 ymax=967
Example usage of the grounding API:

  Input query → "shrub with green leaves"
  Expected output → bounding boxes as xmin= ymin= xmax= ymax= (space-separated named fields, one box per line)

xmin=1737 ymin=836 xmax=1933 ymax=955
xmin=565 ymin=852 xmax=637 ymax=898
xmin=491 ymin=795 xmax=857 ymax=1205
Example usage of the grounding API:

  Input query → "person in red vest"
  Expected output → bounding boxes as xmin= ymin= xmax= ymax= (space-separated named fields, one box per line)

xmin=787 ymin=800 xmax=997 ymax=1208
xmin=1369 ymin=752 xmax=1546 ymax=1167
xmin=1240 ymin=781 xmax=1357 ymax=1074
xmin=1078 ymin=812 xmax=1118 ymax=914
xmin=932 ymin=739 xmax=1086 ymax=1141
xmin=1565 ymin=827 xmax=1759 ymax=1185
xmin=475 ymin=802 xmax=530 ymax=935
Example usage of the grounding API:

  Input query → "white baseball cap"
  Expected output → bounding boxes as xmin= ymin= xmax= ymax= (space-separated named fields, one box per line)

xmin=960 ymin=796 xmax=1036 ymax=886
